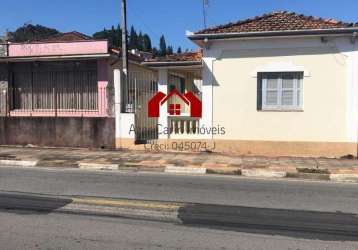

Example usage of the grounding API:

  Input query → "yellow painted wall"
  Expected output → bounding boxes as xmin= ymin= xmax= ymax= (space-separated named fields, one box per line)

xmin=212 ymin=46 xmax=348 ymax=142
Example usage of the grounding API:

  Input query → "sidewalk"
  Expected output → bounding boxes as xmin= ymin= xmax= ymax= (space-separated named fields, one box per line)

xmin=0 ymin=145 xmax=358 ymax=182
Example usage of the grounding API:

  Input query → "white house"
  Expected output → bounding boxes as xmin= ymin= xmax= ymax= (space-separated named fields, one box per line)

xmin=116 ymin=11 xmax=358 ymax=158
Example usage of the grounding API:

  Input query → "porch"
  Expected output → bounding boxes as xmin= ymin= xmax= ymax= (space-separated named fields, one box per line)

xmin=166 ymin=69 xmax=203 ymax=139
xmin=119 ymin=54 xmax=206 ymax=143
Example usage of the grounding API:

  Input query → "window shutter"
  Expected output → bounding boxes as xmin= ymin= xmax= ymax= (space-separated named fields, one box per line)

xmin=257 ymin=71 xmax=303 ymax=110
xmin=257 ymin=74 xmax=263 ymax=110
xmin=282 ymin=75 xmax=295 ymax=106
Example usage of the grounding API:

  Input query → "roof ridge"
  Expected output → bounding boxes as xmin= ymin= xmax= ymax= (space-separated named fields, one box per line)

xmin=145 ymin=51 xmax=202 ymax=63
xmin=194 ymin=11 xmax=356 ymax=35
xmin=63 ymin=31 xmax=92 ymax=39
xmin=284 ymin=11 xmax=348 ymax=26
xmin=195 ymin=11 xmax=279 ymax=34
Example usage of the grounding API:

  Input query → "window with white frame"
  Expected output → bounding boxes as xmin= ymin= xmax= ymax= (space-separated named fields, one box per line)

xmin=259 ymin=72 xmax=303 ymax=110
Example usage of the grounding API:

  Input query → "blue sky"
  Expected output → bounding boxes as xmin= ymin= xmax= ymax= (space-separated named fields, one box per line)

xmin=1 ymin=0 xmax=358 ymax=50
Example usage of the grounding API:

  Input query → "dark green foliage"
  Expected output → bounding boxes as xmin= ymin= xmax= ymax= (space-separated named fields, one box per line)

xmin=159 ymin=35 xmax=167 ymax=56
xmin=177 ymin=47 xmax=182 ymax=54
xmin=152 ymin=47 xmax=159 ymax=56
xmin=137 ymin=32 xmax=144 ymax=51
xmin=8 ymin=22 xmax=175 ymax=57
xmin=8 ymin=24 xmax=60 ymax=42
xmin=93 ymin=25 xmax=122 ymax=47
xmin=129 ymin=26 xmax=138 ymax=49
xmin=142 ymin=34 xmax=152 ymax=52
xmin=166 ymin=45 xmax=173 ymax=55
xmin=94 ymin=24 xmax=157 ymax=53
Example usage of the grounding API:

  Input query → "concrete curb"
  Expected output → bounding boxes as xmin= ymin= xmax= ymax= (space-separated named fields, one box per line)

xmin=165 ymin=166 xmax=207 ymax=174
xmin=78 ymin=162 xmax=119 ymax=170
xmin=241 ymin=169 xmax=287 ymax=178
xmin=206 ymin=167 xmax=241 ymax=175
xmin=330 ymin=174 xmax=358 ymax=183
xmin=287 ymin=172 xmax=330 ymax=181
xmin=2 ymin=158 xmax=358 ymax=184
xmin=0 ymin=159 xmax=38 ymax=167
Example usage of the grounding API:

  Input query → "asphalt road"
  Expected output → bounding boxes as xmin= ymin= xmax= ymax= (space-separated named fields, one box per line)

xmin=1 ymin=210 xmax=358 ymax=250
xmin=0 ymin=166 xmax=358 ymax=213
xmin=1 ymin=165 xmax=358 ymax=249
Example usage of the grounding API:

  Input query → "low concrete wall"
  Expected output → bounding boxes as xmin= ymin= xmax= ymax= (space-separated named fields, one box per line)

xmin=0 ymin=117 xmax=115 ymax=148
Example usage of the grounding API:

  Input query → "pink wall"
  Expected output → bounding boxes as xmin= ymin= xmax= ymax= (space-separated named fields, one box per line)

xmin=97 ymin=59 xmax=109 ymax=116
xmin=9 ymin=59 xmax=110 ymax=118
xmin=8 ymin=40 xmax=108 ymax=57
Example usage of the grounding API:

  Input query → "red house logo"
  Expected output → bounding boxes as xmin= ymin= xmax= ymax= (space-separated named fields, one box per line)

xmin=148 ymin=88 xmax=202 ymax=118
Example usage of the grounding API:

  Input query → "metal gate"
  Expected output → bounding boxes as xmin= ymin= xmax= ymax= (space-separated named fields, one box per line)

xmin=127 ymin=71 xmax=158 ymax=144
xmin=0 ymin=88 xmax=7 ymax=116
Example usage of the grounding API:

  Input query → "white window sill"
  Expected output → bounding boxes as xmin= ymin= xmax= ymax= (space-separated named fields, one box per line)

xmin=259 ymin=107 xmax=303 ymax=112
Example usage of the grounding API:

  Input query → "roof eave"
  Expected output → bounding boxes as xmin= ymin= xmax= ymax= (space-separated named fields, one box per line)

xmin=141 ymin=60 xmax=202 ymax=68
xmin=0 ymin=53 xmax=110 ymax=62
xmin=188 ymin=28 xmax=358 ymax=42
xmin=8 ymin=39 xmax=107 ymax=45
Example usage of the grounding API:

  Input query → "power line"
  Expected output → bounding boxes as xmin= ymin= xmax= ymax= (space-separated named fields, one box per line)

xmin=126 ymin=3 xmax=161 ymax=41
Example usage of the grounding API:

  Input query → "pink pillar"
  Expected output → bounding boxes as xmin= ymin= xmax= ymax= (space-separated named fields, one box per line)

xmin=97 ymin=59 xmax=108 ymax=117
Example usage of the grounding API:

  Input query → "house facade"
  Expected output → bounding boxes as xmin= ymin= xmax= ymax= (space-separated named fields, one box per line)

xmin=118 ymin=11 xmax=358 ymax=157
xmin=1 ymin=11 xmax=358 ymax=158
xmin=0 ymin=32 xmax=149 ymax=148
xmin=186 ymin=11 xmax=358 ymax=157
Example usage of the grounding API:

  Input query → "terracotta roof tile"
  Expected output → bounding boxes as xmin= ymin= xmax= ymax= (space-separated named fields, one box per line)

xmin=110 ymin=48 xmax=145 ymax=62
xmin=146 ymin=51 xmax=202 ymax=63
xmin=195 ymin=11 xmax=356 ymax=34
xmin=39 ymin=31 xmax=93 ymax=42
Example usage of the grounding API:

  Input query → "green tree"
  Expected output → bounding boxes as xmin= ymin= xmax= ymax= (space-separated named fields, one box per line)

xmin=177 ymin=47 xmax=182 ymax=54
xmin=142 ymin=34 xmax=152 ymax=52
xmin=93 ymin=28 xmax=108 ymax=40
xmin=8 ymin=24 xmax=60 ymax=42
xmin=115 ymin=24 xmax=122 ymax=47
xmin=152 ymin=47 xmax=159 ymax=56
xmin=93 ymin=25 xmax=174 ymax=56
xmin=137 ymin=32 xmax=144 ymax=51
xmin=167 ymin=45 xmax=173 ymax=55
xmin=129 ymin=26 xmax=138 ymax=50
xmin=159 ymin=35 xmax=167 ymax=56
xmin=93 ymin=25 xmax=122 ymax=47
xmin=111 ymin=25 xmax=117 ymax=47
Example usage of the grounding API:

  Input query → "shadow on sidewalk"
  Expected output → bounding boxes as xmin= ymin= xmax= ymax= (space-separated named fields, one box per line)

xmin=178 ymin=203 xmax=358 ymax=241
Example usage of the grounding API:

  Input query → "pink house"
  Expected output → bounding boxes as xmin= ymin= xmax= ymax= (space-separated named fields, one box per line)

xmin=0 ymin=31 xmax=202 ymax=150
xmin=2 ymin=32 xmax=110 ymax=117
xmin=0 ymin=32 xmax=121 ymax=148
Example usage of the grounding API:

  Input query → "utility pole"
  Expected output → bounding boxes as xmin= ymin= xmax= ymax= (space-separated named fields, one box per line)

xmin=202 ymin=0 xmax=209 ymax=29
xmin=121 ymin=0 xmax=128 ymax=77
xmin=114 ymin=0 xmax=128 ymax=148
